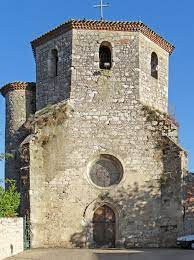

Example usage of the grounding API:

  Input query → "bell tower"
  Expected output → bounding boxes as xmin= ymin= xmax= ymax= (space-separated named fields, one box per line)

xmin=31 ymin=20 xmax=174 ymax=114
xmin=0 ymin=82 xmax=36 ymax=190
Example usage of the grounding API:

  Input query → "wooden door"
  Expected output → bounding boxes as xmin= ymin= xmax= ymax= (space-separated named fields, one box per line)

xmin=93 ymin=205 xmax=116 ymax=248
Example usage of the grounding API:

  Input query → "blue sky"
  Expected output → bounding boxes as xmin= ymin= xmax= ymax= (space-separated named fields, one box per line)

xmin=0 ymin=0 xmax=194 ymax=180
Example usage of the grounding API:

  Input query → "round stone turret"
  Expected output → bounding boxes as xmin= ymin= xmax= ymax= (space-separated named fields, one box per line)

xmin=0 ymin=82 xmax=36 ymax=189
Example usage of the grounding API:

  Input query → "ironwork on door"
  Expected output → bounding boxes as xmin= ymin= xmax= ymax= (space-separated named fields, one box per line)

xmin=93 ymin=205 xmax=116 ymax=248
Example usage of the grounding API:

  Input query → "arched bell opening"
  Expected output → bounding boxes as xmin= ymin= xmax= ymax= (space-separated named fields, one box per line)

xmin=99 ymin=41 xmax=112 ymax=70
xmin=151 ymin=52 xmax=158 ymax=79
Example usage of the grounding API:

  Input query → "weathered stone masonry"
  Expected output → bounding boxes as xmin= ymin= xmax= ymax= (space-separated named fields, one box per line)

xmin=1 ymin=82 xmax=36 ymax=191
xmin=184 ymin=173 xmax=194 ymax=234
xmin=0 ymin=19 xmax=192 ymax=249
xmin=0 ymin=218 xmax=23 ymax=260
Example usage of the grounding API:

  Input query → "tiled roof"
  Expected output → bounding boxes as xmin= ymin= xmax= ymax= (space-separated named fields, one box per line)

xmin=31 ymin=19 xmax=175 ymax=56
xmin=0 ymin=82 xmax=36 ymax=97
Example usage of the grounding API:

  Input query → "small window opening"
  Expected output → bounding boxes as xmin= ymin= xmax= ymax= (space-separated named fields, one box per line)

xmin=49 ymin=49 xmax=59 ymax=77
xmin=99 ymin=42 xmax=112 ymax=70
xmin=151 ymin=52 xmax=158 ymax=79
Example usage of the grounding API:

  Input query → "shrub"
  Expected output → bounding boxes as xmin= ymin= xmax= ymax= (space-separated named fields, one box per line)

xmin=0 ymin=179 xmax=20 ymax=217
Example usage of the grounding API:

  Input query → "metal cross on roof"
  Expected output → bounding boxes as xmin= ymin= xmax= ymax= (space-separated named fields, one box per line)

xmin=94 ymin=0 xmax=110 ymax=21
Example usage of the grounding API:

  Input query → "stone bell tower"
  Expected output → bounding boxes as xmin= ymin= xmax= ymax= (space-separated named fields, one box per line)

xmin=0 ymin=82 xmax=36 ymax=190
xmin=31 ymin=20 xmax=173 ymax=114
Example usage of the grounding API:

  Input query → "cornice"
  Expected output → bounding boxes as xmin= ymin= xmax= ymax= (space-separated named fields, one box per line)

xmin=31 ymin=20 xmax=175 ymax=57
xmin=0 ymin=82 xmax=36 ymax=97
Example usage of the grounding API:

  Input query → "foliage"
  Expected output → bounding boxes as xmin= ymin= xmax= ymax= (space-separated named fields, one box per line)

xmin=0 ymin=179 xmax=20 ymax=217
xmin=141 ymin=105 xmax=161 ymax=122
xmin=0 ymin=153 xmax=13 ymax=161
xmin=158 ymin=175 xmax=169 ymax=185
xmin=0 ymin=153 xmax=5 ymax=161
xmin=141 ymin=104 xmax=179 ymax=126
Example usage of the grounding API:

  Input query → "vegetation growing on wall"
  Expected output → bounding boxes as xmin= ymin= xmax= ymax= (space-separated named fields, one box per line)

xmin=141 ymin=104 xmax=179 ymax=147
xmin=24 ymin=101 xmax=74 ymax=148
xmin=141 ymin=105 xmax=178 ymax=128
xmin=141 ymin=104 xmax=184 ymax=190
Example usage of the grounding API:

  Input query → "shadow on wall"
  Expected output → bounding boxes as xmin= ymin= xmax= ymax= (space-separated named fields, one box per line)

xmin=10 ymin=244 xmax=13 ymax=255
xmin=70 ymin=223 xmax=91 ymax=248
xmin=70 ymin=174 xmax=183 ymax=249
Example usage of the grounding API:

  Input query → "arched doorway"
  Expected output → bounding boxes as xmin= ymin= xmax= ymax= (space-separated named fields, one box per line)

xmin=93 ymin=205 xmax=116 ymax=248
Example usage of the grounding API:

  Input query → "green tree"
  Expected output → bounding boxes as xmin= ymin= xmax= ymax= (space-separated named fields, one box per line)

xmin=0 ymin=179 xmax=20 ymax=217
xmin=0 ymin=153 xmax=20 ymax=217
xmin=0 ymin=153 xmax=13 ymax=161
xmin=0 ymin=153 xmax=4 ymax=161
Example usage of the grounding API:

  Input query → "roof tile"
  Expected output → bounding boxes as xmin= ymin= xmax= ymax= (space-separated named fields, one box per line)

xmin=31 ymin=19 xmax=175 ymax=56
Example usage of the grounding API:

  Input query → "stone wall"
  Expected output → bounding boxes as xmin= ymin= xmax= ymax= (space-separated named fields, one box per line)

xmin=159 ymin=138 xmax=185 ymax=247
xmin=139 ymin=34 xmax=169 ymax=113
xmin=184 ymin=173 xmax=194 ymax=234
xmin=71 ymin=29 xmax=140 ymax=108
xmin=35 ymin=30 xmax=72 ymax=110
xmin=0 ymin=218 xmax=23 ymax=260
xmin=23 ymin=98 xmax=184 ymax=248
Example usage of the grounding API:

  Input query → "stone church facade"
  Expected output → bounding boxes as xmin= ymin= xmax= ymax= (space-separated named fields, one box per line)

xmin=1 ymin=20 xmax=193 ymax=248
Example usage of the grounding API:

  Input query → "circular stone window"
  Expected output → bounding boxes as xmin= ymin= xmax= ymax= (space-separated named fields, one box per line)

xmin=89 ymin=154 xmax=123 ymax=188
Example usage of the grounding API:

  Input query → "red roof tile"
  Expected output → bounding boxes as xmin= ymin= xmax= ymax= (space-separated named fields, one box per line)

xmin=31 ymin=19 xmax=175 ymax=57
xmin=0 ymin=82 xmax=36 ymax=97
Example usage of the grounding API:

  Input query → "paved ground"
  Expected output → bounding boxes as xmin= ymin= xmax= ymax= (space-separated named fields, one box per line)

xmin=5 ymin=249 xmax=194 ymax=260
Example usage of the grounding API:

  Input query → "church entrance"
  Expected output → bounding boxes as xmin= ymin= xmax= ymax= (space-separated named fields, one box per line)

xmin=93 ymin=205 xmax=116 ymax=248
